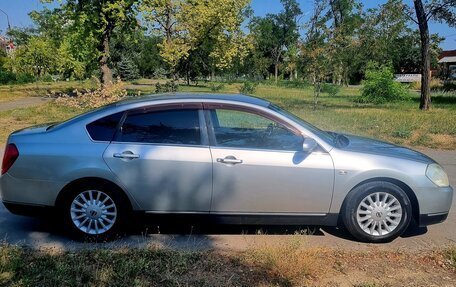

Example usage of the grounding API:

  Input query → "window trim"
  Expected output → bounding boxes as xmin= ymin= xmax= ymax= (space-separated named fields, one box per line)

xmin=112 ymin=102 xmax=208 ymax=146
xmin=203 ymin=103 xmax=304 ymax=151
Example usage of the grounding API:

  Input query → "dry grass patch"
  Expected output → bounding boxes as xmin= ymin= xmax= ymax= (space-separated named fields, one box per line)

xmin=244 ymin=236 xmax=321 ymax=286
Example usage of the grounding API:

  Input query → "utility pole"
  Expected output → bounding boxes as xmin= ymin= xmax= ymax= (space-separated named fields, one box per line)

xmin=0 ymin=8 xmax=11 ymax=32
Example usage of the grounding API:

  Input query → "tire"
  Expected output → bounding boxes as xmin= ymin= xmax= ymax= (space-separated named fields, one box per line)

xmin=61 ymin=181 xmax=129 ymax=242
xmin=342 ymin=181 xmax=412 ymax=243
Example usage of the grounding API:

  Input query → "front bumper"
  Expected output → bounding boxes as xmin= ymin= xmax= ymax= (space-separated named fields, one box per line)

xmin=415 ymin=185 xmax=453 ymax=227
xmin=419 ymin=212 xmax=448 ymax=227
xmin=415 ymin=185 xmax=453 ymax=214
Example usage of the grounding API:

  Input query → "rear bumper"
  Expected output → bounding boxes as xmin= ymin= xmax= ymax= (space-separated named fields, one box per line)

xmin=418 ymin=212 xmax=449 ymax=227
xmin=2 ymin=201 xmax=55 ymax=218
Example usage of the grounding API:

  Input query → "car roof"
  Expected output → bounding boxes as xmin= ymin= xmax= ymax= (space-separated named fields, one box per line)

xmin=115 ymin=93 xmax=271 ymax=108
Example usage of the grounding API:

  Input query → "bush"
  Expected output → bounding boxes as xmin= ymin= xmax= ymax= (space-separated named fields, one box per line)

xmin=0 ymin=71 xmax=36 ymax=85
xmin=321 ymin=83 xmax=340 ymax=97
xmin=361 ymin=62 xmax=408 ymax=104
xmin=155 ymin=80 xmax=178 ymax=93
xmin=209 ymin=82 xmax=225 ymax=92
xmin=239 ymin=81 xmax=258 ymax=95
xmin=0 ymin=70 xmax=16 ymax=84
xmin=16 ymin=73 xmax=35 ymax=84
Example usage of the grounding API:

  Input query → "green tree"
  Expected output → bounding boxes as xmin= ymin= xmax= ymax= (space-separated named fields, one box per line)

xmin=249 ymin=0 xmax=302 ymax=83
xmin=141 ymin=0 xmax=250 ymax=82
xmin=301 ymin=0 xmax=332 ymax=109
xmin=327 ymin=0 xmax=363 ymax=85
xmin=44 ymin=0 xmax=139 ymax=85
xmin=404 ymin=0 xmax=456 ymax=110
xmin=6 ymin=27 xmax=37 ymax=46
xmin=7 ymin=36 xmax=57 ymax=77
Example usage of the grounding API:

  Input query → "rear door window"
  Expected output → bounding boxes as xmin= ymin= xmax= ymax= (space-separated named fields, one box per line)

xmin=116 ymin=109 xmax=202 ymax=145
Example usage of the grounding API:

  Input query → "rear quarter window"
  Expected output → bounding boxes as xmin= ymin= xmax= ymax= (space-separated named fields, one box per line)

xmin=86 ymin=112 xmax=123 ymax=141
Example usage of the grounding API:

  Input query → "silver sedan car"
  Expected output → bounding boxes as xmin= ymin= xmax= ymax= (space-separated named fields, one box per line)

xmin=0 ymin=94 xmax=453 ymax=242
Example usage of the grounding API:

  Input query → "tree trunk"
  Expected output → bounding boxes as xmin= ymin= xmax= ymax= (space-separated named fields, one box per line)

xmin=274 ymin=63 xmax=279 ymax=83
xmin=186 ymin=61 xmax=190 ymax=86
xmin=274 ymin=49 xmax=281 ymax=83
xmin=99 ymin=29 xmax=113 ymax=86
xmin=414 ymin=0 xmax=431 ymax=110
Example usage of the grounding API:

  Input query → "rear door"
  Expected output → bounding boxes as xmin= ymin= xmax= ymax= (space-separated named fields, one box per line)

xmin=103 ymin=103 xmax=213 ymax=212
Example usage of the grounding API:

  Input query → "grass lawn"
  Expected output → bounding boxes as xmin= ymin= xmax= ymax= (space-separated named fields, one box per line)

xmin=1 ymin=241 xmax=455 ymax=286
xmin=0 ymin=79 xmax=455 ymax=149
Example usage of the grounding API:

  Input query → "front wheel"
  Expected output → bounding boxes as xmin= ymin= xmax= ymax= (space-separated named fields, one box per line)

xmin=62 ymin=183 xmax=127 ymax=241
xmin=342 ymin=181 xmax=412 ymax=243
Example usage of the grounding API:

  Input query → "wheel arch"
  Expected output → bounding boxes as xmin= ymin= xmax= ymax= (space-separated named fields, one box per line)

xmin=55 ymin=177 xmax=134 ymax=212
xmin=339 ymin=177 xmax=420 ymax=225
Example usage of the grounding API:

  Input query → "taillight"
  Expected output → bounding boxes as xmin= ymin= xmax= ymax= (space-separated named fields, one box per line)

xmin=2 ymin=144 xmax=19 ymax=175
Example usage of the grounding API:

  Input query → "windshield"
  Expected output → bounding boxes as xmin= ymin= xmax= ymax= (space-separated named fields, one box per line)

xmin=268 ymin=104 xmax=335 ymax=145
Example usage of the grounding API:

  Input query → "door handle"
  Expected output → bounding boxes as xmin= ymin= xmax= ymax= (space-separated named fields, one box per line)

xmin=113 ymin=152 xmax=140 ymax=159
xmin=217 ymin=156 xmax=243 ymax=165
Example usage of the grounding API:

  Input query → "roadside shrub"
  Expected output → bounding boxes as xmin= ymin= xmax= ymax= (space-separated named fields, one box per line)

xmin=239 ymin=81 xmax=258 ymax=95
xmin=0 ymin=71 xmax=36 ymax=85
xmin=321 ymin=83 xmax=340 ymax=97
xmin=155 ymin=80 xmax=178 ymax=93
xmin=360 ymin=62 xmax=408 ymax=104
xmin=209 ymin=82 xmax=225 ymax=92
xmin=0 ymin=70 xmax=16 ymax=84
xmin=16 ymin=73 xmax=35 ymax=84
xmin=55 ymin=77 xmax=127 ymax=109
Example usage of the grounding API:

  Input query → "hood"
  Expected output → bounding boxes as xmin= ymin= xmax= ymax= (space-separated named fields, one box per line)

xmin=339 ymin=134 xmax=435 ymax=164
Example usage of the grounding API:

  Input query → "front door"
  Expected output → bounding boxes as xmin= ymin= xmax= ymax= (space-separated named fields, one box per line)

xmin=207 ymin=106 xmax=334 ymax=214
xmin=104 ymin=106 xmax=213 ymax=212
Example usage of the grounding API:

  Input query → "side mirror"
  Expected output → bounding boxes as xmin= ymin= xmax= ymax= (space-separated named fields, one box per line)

xmin=302 ymin=137 xmax=317 ymax=153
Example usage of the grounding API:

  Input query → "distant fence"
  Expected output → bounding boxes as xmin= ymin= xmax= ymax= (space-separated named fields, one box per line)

xmin=394 ymin=74 xmax=421 ymax=83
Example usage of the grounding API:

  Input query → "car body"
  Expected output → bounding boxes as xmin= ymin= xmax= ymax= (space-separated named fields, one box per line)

xmin=0 ymin=93 xmax=453 ymax=242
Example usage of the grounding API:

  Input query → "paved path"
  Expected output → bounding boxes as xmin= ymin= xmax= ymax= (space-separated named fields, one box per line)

xmin=0 ymin=149 xmax=455 ymax=251
xmin=0 ymin=97 xmax=51 ymax=112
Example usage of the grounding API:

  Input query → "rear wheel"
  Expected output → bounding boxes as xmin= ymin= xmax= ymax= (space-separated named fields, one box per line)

xmin=342 ymin=181 xmax=412 ymax=243
xmin=61 ymin=182 xmax=128 ymax=241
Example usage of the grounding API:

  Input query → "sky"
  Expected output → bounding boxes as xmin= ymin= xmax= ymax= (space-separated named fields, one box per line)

xmin=0 ymin=0 xmax=454 ymax=50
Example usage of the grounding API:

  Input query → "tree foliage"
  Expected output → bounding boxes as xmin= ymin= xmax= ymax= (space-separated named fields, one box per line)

xmin=0 ymin=0 xmax=452 ymax=111
xmin=249 ymin=0 xmax=302 ymax=82
xmin=141 ymin=0 xmax=250 ymax=81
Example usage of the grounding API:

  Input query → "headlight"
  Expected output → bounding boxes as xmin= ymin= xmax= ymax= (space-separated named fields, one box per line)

xmin=426 ymin=163 xmax=449 ymax=187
